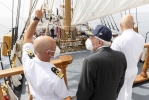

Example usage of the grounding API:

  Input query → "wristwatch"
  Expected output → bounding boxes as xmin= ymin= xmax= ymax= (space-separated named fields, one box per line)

xmin=33 ymin=16 xmax=40 ymax=21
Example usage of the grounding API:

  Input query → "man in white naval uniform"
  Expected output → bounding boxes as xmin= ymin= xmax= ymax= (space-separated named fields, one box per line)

xmin=22 ymin=5 xmax=70 ymax=100
xmin=111 ymin=14 xmax=145 ymax=100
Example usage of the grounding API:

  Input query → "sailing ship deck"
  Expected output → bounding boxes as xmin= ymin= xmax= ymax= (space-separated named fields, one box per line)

xmin=1 ymin=50 xmax=149 ymax=100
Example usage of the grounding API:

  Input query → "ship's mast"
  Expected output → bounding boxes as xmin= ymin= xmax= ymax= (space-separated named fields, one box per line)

xmin=64 ymin=0 xmax=71 ymax=39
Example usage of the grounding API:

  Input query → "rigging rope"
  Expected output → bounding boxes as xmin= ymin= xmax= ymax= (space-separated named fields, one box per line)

xmin=105 ymin=16 xmax=111 ymax=29
xmin=16 ymin=0 xmax=21 ymax=27
xmin=45 ymin=0 xmax=54 ymax=36
xmin=108 ymin=16 xmax=115 ymax=30
xmin=136 ymin=8 xmax=138 ymax=30
xmin=111 ymin=15 xmax=119 ymax=32
xmin=13 ymin=0 xmax=21 ymax=45
xmin=102 ymin=17 xmax=107 ymax=27
xmin=11 ymin=0 xmax=14 ymax=50
xmin=20 ymin=0 xmax=38 ymax=39
xmin=20 ymin=0 xmax=26 ymax=34
xmin=120 ymin=12 xmax=122 ymax=18
xmin=100 ymin=18 xmax=103 ymax=25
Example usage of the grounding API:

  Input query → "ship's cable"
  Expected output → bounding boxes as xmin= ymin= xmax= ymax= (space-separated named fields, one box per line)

xmin=108 ymin=16 xmax=115 ymax=30
xmin=20 ymin=0 xmax=38 ymax=39
xmin=136 ymin=8 xmax=138 ymax=32
xmin=111 ymin=15 xmax=119 ymax=32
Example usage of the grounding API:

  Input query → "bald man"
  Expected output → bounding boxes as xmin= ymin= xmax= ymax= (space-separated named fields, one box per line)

xmin=111 ymin=14 xmax=145 ymax=100
xmin=22 ymin=5 xmax=70 ymax=100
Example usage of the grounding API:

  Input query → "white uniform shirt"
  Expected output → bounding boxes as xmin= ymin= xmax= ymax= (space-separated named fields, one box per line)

xmin=111 ymin=29 xmax=145 ymax=69
xmin=22 ymin=43 xmax=69 ymax=100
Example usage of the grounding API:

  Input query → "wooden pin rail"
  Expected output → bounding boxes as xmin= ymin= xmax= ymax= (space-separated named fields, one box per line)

xmin=0 ymin=55 xmax=73 ymax=100
xmin=134 ymin=43 xmax=149 ymax=84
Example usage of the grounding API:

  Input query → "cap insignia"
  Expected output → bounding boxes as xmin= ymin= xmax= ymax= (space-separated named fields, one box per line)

xmin=85 ymin=31 xmax=93 ymax=35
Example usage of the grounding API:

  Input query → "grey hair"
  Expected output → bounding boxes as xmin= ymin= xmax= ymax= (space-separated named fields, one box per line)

xmin=95 ymin=36 xmax=111 ymax=47
xmin=103 ymin=40 xmax=111 ymax=47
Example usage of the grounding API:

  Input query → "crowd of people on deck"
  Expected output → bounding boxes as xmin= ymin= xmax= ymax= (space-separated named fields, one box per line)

xmin=22 ymin=5 xmax=145 ymax=100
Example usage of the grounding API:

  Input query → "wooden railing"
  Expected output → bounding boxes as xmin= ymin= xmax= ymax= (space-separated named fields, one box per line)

xmin=0 ymin=55 xmax=72 ymax=100
xmin=134 ymin=43 xmax=149 ymax=84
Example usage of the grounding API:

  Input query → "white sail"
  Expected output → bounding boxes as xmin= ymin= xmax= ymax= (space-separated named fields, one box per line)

xmin=71 ymin=0 xmax=149 ymax=25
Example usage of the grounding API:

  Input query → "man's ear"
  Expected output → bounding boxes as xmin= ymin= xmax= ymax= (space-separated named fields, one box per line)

xmin=99 ymin=40 xmax=103 ymax=46
xmin=46 ymin=50 xmax=50 ymax=55
xmin=120 ymin=23 xmax=122 ymax=28
xmin=120 ymin=23 xmax=123 ymax=31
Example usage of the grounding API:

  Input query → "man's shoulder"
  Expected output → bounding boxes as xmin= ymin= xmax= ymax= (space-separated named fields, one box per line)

xmin=137 ymin=34 xmax=145 ymax=41
xmin=87 ymin=51 xmax=108 ymax=60
xmin=112 ymin=35 xmax=123 ymax=43
xmin=42 ymin=64 xmax=64 ymax=81
xmin=23 ymin=43 xmax=34 ymax=52
xmin=113 ymin=49 xmax=125 ymax=56
xmin=23 ymin=43 xmax=34 ymax=48
xmin=51 ymin=67 xmax=64 ymax=79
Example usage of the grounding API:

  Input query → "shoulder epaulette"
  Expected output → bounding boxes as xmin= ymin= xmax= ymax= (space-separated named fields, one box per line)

xmin=26 ymin=50 xmax=35 ymax=59
xmin=51 ymin=67 xmax=64 ymax=79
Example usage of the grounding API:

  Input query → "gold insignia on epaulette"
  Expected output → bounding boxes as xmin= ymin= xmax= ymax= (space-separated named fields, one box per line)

xmin=26 ymin=50 xmax=35 ymax=59
xmin=51 ymin=67 xmax=64 ymax=79
xmin=85 ymin=30 xmax=93 ymax=35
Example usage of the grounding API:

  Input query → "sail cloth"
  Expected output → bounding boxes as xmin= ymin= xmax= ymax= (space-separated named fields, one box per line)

xmin=71 ymin=0 xmax=149 ymax=25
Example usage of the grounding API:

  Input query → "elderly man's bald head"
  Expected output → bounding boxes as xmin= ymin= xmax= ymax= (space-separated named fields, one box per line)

xmin=34 ymin=36 xmax=56 ymax=54
xmin=120 ymin=14 xmax=134 ymax=30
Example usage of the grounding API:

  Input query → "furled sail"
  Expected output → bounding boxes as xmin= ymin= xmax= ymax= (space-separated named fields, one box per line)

xmin=71 ymin=0 xmax=149 ymax=25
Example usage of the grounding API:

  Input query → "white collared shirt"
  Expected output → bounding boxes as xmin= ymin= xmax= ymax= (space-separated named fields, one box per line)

xmin=111 ymin=29 xmax=145 ymax=69
xmin=22 ymin=43 xmax=69 ymax=100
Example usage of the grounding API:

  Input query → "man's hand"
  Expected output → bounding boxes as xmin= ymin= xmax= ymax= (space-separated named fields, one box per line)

xmin=35 ymin=5 xmax=44 ymax=19
xmin=23 ymin=5 xmax=44 ymax=44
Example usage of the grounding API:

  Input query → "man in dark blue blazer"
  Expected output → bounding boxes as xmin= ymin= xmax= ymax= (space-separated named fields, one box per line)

xmin=76 ymin=25 xmax=127 ymax=100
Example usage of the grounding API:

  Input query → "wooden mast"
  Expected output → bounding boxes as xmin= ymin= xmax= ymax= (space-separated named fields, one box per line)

xmin=64 ymin=0 xmax=71 ymax=39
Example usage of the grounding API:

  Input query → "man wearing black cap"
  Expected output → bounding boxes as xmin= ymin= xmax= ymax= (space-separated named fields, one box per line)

xmin=76 ymin=25 xmax=127 ymax=100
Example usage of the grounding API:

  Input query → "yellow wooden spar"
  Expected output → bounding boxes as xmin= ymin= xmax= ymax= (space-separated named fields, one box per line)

xmin=134 ymin=43 xmax=149 ymax=84
xmin=2 ymin=33 xmax=12 ymax=56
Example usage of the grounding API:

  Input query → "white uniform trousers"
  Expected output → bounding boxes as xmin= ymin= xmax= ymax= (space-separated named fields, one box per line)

xmin=117 ymin=67 xmax=138 ymax=100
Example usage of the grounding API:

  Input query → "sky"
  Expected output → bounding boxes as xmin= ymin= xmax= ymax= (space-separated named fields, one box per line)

xmin=0 ymin=0 xmax=44 ymax=18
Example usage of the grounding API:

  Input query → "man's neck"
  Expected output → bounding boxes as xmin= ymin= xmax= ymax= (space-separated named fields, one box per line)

xmin=36 ymin=55 xmax=50 ymax=62
xmin=122 ymin=27 xmax=133 ymax=32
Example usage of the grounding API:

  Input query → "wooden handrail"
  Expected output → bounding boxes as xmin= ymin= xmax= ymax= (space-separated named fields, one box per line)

xmin=144 ymin=43 xmax=149 ymax=48
xmin=0 ymin=67 xmax=23 ymax=78
xmin=0 ymin=55 xmax=72 ymax=81
xmin=134 ymin=43 xmax=149 ymax=84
